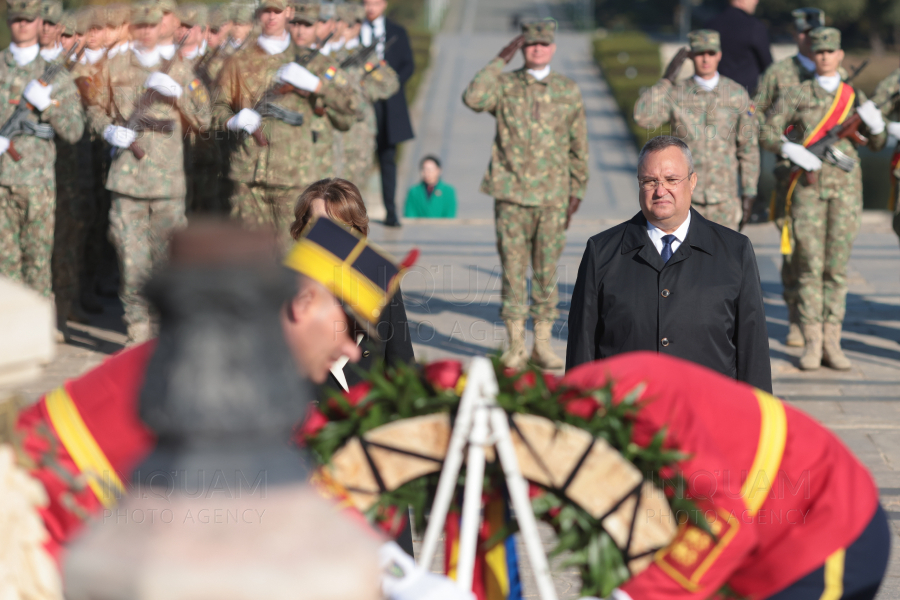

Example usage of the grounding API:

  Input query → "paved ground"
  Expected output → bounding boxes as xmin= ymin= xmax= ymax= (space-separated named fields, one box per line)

xmin=4 ymin=0 xmax=900 ymax=596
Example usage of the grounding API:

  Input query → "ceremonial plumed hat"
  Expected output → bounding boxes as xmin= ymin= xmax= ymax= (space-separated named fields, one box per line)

xmin=230 ymin=2 xmax=254 ymax=23
xmin=521 ymin=18 xmax=556 ymax=44
xmin=208 ymin=5 xmax=231 ymax=29
xmin=40 ymin=0 xmax=63 ymax=24
xmin=792 ymin=8 xmax=825 ymax=33
xmin=178 ymin=3 xmax=208 ymax=27
xmin=283 ymin=217 xmax=414 ymax=336
xmin=59 ymin=9 xmax=76 ymax=34
xmin=319 ymin=1 xmax=336 ymax=21
xmin=809 ymin=26 xmax=840 ymax=51
xmin=291 ymin=1 xmax=319 ymax=23
xmin=105 ymin=4 xmax=131 ymax=27
xmin=131 ymin=2 xmax=163 ymax=25
xmin=688 ymin=29 xmax=720 ymax=53
xmin=6 ymin=0 xmax=42 ymax=20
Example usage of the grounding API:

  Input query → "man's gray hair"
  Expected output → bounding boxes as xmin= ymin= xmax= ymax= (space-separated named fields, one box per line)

xmin=637 ymin=135 xmax=694 ymax=175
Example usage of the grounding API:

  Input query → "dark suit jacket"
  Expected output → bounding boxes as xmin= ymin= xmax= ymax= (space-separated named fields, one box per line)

xmin=565 ymin=209 xmax=772 ymax=392
xmin=705 ymin=6 xmax=773 ymax=94
xmin=373 ymin=18 xmax=415 ymax=145
xmin=324 ymin=287 xmax=415 ymax=392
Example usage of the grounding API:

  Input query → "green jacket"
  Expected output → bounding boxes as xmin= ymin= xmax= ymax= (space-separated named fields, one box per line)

xmin=403 ymin=180 xmax=456 ymax=218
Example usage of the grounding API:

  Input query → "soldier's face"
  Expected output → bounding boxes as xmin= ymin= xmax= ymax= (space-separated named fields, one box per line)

xmin=231 ymin=22 xmax=252 ymax=42
xmin=638 ymin=146 xmax=697 ymax=231
xmin=691 ymin=50 xmax=720 ymax=78
xmin=9 ymin=17 xmax=41 ymax=46
xmin=85 ymin=25 xmax=104 ymax=50
xmin=814 ymin=49 xmax=843 ymax=77
xmin=133 ymin=22 xmax=161 ymax=49
xmin=363 ymin=0 xmax=386 ymax=22
xmin=159 ymin=11 xmax=180 ymax=40
xmin=289 ymin=21 xmax=316 ymax=47
xmin=315 ymin=18 xmax=334 ymax=41
xmin=208 ymin=25 xmax=229 ymax=47
xmin=39 ymin=20 xmax=61 ymax=46
xmin=178 ymin=24 xmax=203 ymax=48
xmin=60 ymin=33 xmax=76 ymax=52
xmin=523 ymin=42 xmax=555 ymax=69
xmin=260 ymin=7 xmax=290 ymax=37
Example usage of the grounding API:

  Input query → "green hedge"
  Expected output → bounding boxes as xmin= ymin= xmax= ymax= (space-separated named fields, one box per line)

xmin=593 ymin=31 xmax=667 ymax=148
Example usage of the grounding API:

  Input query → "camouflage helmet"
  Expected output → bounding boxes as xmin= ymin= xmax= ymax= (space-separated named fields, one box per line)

xmin=178 ymin=3 xmax=208 ymax=27
xmin=208 ymin=4 xmax=231 ymax=29
xmin=688 ymin=29 xmax=721 ymax=53
xmin=6 ymin=0 xmax=42 ymax=21
xmin=230 ymin=2 xmax=255 ymax=24
xmin=105 ymin=3 xmax=131 ymax=27
xmin=41 ymin=0 xmax=63 ymax=24
xmin=809 ymin=26 xmax=840 ymax=52
xmin=59 ymin=8 xmax=76 ymax=34
xmin=131 ymin=1 xmax=164 ymax=26
xmin=792 ymin=8 xmax=825 ymax=33
xmin=290 ymin=0 xmax=319 ymax=23
xmin=521 ymin=19 xmax=556 ymax=45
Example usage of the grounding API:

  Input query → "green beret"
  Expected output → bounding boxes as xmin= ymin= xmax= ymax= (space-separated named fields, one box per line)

xmin=40 ymin=0 xmax=63 ymax=24
xmin=688 ymin=29 xmax=720 ymax=53
xmin=290 ymin=1 xmax=319 ymax=23
xmin=6 ymin=0 xmax=42 ymax=21
xmin=809 ymin=26 xmax=840 ymax=51
xmin=791 ymin=8 xmax=825 ymax=33
xmin=131 ymin=2 xmax=164 ymax=26
xmin=521 ymin=18 xmax=556 ymax=45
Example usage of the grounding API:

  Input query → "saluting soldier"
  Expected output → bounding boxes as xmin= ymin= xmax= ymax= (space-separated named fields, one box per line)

xmin=333 ymin=2 xmax=399 ymax=186
xmin=754 ymin=8 xmax=827 ymax=348
xmin=0 ymin=0 xmax=84 ymax=300
xmin=86 ymin=1 xmax=211 ymax=344
xmin=634 ymin=29 xmax=759 ymax=231
xmin=463 ymin=19 xmax=589 ymax=371
xmin=761 ymin=27 xmax=887 ymax=371
xmin=870 ymin=47 xmax=900 ymax=245
xmin=104 ymin=4 xmax=131 ymax=58
xmin=212 ymin=0 xmax=356 ymax=243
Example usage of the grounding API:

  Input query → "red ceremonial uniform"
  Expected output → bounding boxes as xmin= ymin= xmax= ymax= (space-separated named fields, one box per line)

xmin=563 ymin=352 xmax=879 ymax=600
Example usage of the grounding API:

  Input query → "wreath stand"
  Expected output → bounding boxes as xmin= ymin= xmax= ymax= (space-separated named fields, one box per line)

xmin=417 ymin=357 xmax=559 ymax=600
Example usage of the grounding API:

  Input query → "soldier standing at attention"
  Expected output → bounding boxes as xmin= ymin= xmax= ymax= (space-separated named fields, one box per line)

xmin=213 ymin=0 xmax=356 ymax=243
xmin=86 ymin=1 xmax=211 ymax=344
xmin=228 ymin=3 xmax=254 ymax=49
xmin=463 ymin=19 xmax=588 ymax=370
xmin=38 ymin=0 xmax=62 ymax=60
xmin=870 ymin=49 xmax=900 ymax=245
xmin=0 ymin=0 xmax=84 ymax=300
xmin=155 ymin=0 xmax=181 ymax=60
xmin=753 ymin=8 xmax=825 ymax=348
xmin=761 ymin=27 xmax=886 ymax=371
xmin=634 ymin=30 xmax=759 ymax=231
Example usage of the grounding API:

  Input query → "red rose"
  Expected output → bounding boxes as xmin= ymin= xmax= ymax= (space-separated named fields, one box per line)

xmin=345 ymin=381 xmax=373 ymax=406
xmin=296 ymin=406 xmax=329 ymax=445
xmin=564 ymin=396 xmax=600 ymax=420
xmin=542 ymin=372 xmax=559 ymax=392
xmin=513 ymin=371 xmax=536 ymax=391
xmin=423 ymin=360 xmax=463 ymax=390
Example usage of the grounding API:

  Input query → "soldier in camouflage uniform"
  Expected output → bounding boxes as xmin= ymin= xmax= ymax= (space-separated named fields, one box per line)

xmin=38 ymin=0 xmax=62 ymax=60
xmin=228 ymin=3 xmax=255 ymax=49
xmin=634 ymin=29 xmax=759 ymax=231
xmin=754 ymin=8 xmax=827 ymax=347
xmin=202 ymin=5 xmax=233 ymax=85
xmin=86 ymin=2 xmax=212 ymax=343
xmin=0 ymin=0 xmax=84 ymax=302
xmin=463 ymin=19 xmax=589 ymax=370
xmin=104 ymin=4 xmax=131 ymax=58
xmin=213 ymin=0 xmax=357 ymax=245
xmin=871 ymin=57 xmax=900 ymax=244
xmin=761 ymin=27 xmax=887 ymax=370
xmin=333 ymin=2 xmax=399 ymax=187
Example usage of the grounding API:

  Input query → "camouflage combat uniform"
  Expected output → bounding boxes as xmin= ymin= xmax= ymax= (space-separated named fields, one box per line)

xmin=871 ymin=68 xmax=900 ymax=241
xmin=0 ymin=45 xmax=84 ymax=297
xmin=213 ymin=38 xmax=357 ymax=244
xmin=462 ymin=57 xmax=589 ymax=325
xmin=634 ymin=73 xmax=759 ymax=230
xmin=761 ymin=74 xmax=885 ymax=329
xmin=87 ymin=46 xmax=211 ymax=339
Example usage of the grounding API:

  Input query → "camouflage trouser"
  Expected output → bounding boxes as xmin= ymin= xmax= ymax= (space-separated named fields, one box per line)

xmin=771 ymin=163 xmax=799 ymax=323
xmin=0 ymin=183 xmax=55 ymax=297
xmin=108 ymin=193 xmax=187 ymax=328
xmin=337 ymin=116 xmax=376 ymax=187
xmin=791 ymin=179 xmax=862 ymax=326
xmin=693 ymin=198 xmax=741 ymax=230
xmin=230 ymin=182 xmax=302 ymax=249
xmin=52 ymin=145 xmax=87 ymax=317
xmin=495 ymin=200 xmax=567 ymax=322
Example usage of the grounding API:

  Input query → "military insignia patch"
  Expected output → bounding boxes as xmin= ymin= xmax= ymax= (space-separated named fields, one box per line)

xmin=187 ymin=78 xmax=208 ymax=104
xmin=747 ymin=103 xmax=756 ymax=117
xmin=655 ymin=508 xmax=739 ymax=591
xmin=323 ymin=66 xmax=336 ymax=81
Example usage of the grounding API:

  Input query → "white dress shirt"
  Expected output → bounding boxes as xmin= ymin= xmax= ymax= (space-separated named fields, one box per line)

xmin=361 ymin=15 xmax=385 ymax=59
xmin=526 ymin=65 xmax=550 ymax=81
xmin=646 ymin=211 xmax=691 ymax=257
xmin=330 ymin=334 xmax=365 ymax=392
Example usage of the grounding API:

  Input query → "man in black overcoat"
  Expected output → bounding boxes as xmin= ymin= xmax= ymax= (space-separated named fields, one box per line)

xmin=566 ymin=136 xmax=772 ymax=392
xmin=362 ymin=0 xmax=415 ymax=227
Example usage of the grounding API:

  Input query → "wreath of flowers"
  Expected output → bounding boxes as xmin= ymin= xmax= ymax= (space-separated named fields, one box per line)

xmin=297 ymin=357 xmax=702 ymax=597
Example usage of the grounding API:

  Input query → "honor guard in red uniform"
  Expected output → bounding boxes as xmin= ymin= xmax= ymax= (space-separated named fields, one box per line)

xmin=564 ymin=353 xmax=889 ymax=600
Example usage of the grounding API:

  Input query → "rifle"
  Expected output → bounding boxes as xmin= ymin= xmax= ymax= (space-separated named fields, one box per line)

xmin=340 ymin=35 xmax=396 ymax=71
xmin=65 ymin=42 xmax=87 ymax=71
xmin=195 ymin=35 xmax=231 ymax=89
xmin=248 ymin=31 xmax=335 ymax=147
xmin=116 ymin=33 xmax=189 ymax=160
xmin=0 ymin=40 xmax=83 ymax=162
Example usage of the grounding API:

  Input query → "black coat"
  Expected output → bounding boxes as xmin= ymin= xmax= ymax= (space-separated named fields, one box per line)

xmin=565 ymin=209 xmax=772 ymax=393
xmin=373 ymin=18 xmax=415 ymax=146
xmin=705 ymin=6 xmax=772 ymax=94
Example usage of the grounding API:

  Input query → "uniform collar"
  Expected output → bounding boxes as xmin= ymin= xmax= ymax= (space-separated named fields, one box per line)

xmin=692 ymin=72 xmax=719 ymax=91
xmin=9 ymin=42 xmax=40 ymax=66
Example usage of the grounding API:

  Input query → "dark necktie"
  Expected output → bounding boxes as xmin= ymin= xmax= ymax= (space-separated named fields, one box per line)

xmin=661 ymin=234 xmax=676 ymax=263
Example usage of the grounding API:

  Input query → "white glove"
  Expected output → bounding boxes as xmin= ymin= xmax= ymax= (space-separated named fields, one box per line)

xmin=781 ymin=141 xmax=822 ymax=172
xmin=276 ymin=62 xmax=321 ymax=92
xmin=856 ymin=100 xmax=885 ymax=135
xmin=888 ymin=121 xmax=900 ymax=139
xmin=379 ymin=541 xmax=475 ymax=600
xmin=145 ymin=72 xmax=183 ymax=98
xmin=103 ymin=124 xmax=136 ymax=148
xmin=226 ymin=108 xmax=262 ymax=134
xmin=23 ymin=80 xmax=53 ymax=111
xmin=0 ymin=135 xmax=9 ymax=156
